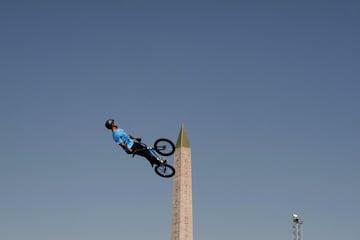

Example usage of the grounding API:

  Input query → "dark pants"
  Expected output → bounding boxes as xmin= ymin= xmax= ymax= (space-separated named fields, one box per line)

xmin=130 ymin=142 xmax=155 ymax=162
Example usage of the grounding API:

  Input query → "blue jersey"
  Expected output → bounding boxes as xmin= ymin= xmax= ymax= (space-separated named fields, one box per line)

xmin=112 ymin=128 xmax=134 ymax=149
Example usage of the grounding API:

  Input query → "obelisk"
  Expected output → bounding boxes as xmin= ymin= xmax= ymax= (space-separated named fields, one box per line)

xmin=171 ymin=124 xmax=193 ymax=240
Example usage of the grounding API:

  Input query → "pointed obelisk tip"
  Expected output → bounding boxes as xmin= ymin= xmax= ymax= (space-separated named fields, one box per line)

xmin=176 ymin=124 xmax=190 ymax=148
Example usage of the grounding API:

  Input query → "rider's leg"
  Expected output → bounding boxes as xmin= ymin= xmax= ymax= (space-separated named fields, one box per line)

xmin=131 ymin=142 xmax=156 ymax=162
xmin=130 ymin=142 xmax=145 ymax=156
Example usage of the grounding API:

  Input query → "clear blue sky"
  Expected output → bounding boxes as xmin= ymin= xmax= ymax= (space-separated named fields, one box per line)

xmin=1 ymin=0 xmax=359 ymax=239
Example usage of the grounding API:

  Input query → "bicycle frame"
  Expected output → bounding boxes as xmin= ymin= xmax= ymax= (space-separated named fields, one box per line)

xmin=147 ymin=147 xmax=162 ymax=162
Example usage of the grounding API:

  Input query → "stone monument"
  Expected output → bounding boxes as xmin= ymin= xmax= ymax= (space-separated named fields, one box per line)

xmin=171 ymin=124 xmax=193 ymax=240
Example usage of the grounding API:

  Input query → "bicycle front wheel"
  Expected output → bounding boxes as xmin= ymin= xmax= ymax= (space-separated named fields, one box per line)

xmin=155 ymin=164 xmax=175 ymax=178
xmin=154 ymin=138 xmax=175 ymax=156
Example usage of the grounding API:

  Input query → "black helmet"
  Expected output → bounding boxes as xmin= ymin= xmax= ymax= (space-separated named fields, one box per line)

xmin=105 ymin=119 xmax=115 ymax=129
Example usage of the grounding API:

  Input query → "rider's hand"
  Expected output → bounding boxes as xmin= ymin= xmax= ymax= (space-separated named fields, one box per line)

xmin=126 ymin=148 xmax=133 ymax=153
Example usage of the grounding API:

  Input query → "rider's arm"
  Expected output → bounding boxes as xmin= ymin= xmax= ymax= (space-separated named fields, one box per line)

xmin=119 ymin=142 xmax=133 ymax=153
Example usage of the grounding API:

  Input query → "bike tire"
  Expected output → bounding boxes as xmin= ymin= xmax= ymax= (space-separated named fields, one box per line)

xmin=154 ymin=163 xmax=176 ymax=178
xmin=154 ymin=138 xmax=175 ymax=156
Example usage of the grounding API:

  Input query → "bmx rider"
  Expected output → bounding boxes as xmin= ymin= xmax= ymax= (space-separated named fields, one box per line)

xmin=105 ymin=119 xmax=154 ymax=161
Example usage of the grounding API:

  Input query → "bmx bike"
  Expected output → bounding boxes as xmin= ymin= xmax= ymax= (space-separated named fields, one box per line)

xmin=133 ymin=138 xmax=176 ymax=178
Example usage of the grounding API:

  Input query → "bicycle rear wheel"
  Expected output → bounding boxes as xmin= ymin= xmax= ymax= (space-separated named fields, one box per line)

xmin=154 ymin=164 xmax=175 ymax=178
xmin=154 ymin=138 xmax=175 ymax=156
